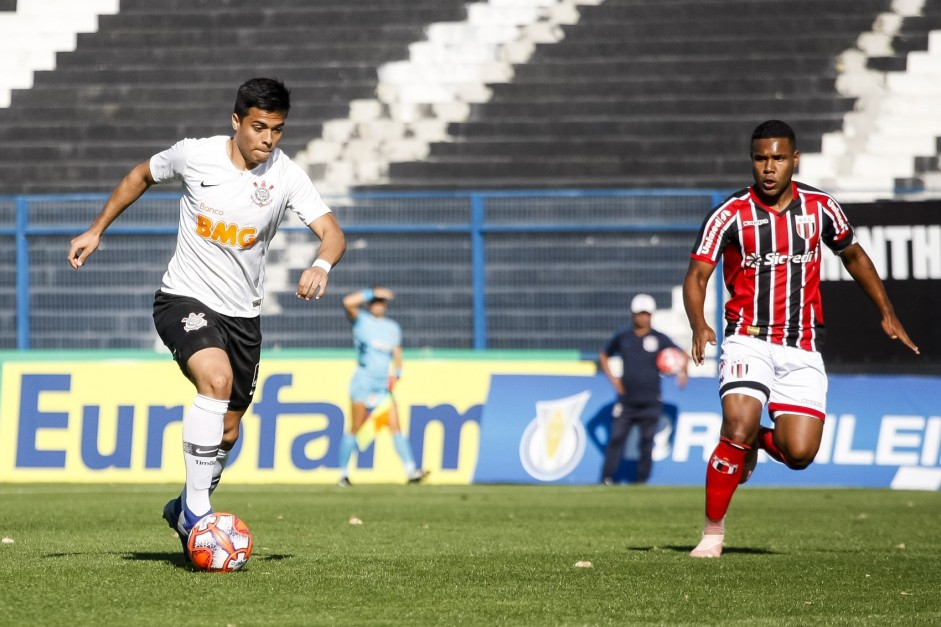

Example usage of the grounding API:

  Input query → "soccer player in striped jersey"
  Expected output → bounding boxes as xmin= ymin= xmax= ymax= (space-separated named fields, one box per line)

xmin=682 ymin=120 xmax=919 ymax=558
xmin=68 ymin=78 xmax=347 ymax=559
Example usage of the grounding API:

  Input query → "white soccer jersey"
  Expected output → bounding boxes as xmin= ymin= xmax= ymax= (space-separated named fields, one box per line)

xmin=150 ymin=136 xmax=331 ymax=317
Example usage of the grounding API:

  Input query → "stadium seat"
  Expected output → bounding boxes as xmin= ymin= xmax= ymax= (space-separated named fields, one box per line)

xmin=378 ymin=0 xmax=914 ymax=191
xmin=5 ymin=0 xmax=940 ymax=353
xmin=786 ymin=0 xmax=941 ymax=199
xmin=0 ymin=0 xmax=470 ymax=194
xmin=5 ymin=0 xmax=939 ymax=196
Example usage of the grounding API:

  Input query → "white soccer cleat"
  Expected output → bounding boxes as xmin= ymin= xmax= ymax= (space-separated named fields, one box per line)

xmin=690 ymin=533 xmax=724 ymax=558
xmin=408 ymin=469 xmax=430 ymax=484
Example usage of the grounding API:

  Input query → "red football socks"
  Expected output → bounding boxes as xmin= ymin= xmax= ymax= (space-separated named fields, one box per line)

xmin=704 ymin=437 xmax=750 ymax=523
xmin=757 ymin=426 xmax=790 ymax=464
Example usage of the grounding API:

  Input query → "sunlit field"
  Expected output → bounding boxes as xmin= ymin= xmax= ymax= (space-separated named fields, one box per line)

xmin=1 ymin=484 xmax=938 ymax=626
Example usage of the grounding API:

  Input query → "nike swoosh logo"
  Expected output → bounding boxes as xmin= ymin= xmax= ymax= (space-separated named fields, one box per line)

xmin=200 ymin=182 xmax=220 ymax=187
xmin=194 ymin=447 xmax=217 ymax=455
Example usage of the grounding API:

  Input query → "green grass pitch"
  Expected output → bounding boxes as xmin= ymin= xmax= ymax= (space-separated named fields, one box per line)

xmin=1 ymin=484 xmax=939 ymax=626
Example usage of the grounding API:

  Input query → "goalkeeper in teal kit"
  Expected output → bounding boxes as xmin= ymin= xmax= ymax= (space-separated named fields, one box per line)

xmin=337 ymin=286 xmax=428 ymax=486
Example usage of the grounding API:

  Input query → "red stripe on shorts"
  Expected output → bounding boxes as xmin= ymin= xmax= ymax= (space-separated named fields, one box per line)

xmin=768 ymin=402 xmax=825 ymax=421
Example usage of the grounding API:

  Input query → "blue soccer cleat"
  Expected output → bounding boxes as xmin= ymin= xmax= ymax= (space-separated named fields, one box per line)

xmin=162 ymin=497 xmax=191 ymax=560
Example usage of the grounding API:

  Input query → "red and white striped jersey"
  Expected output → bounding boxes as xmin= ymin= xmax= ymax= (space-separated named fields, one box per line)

xmin=691 ymin=182 xmax=855 ymax=352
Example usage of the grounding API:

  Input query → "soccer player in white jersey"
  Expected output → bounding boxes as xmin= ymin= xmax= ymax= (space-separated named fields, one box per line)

xmin=337 ymin=286 xmax=428 ymax=485
xmin=67 ymin=78 xmax=347 ymax=559
xmin=683 ymin=119 xmax=919 ymax=558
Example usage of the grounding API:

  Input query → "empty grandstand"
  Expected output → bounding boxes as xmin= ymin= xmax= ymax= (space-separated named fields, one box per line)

xmin=2 ymin=0 xmax=941 ymax=195
xmin=1 ymin=0 xmax=939 ymax=362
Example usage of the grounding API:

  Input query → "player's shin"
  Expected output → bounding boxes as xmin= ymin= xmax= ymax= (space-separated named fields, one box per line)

xmin=182 ymin=394 xmax=228 ymax=525
xmin=392 ymin=433 xmax=417 ymax=474
xmin=704 ymin=437 xmax=750 ymax=523
xmin=209 ymin=448 xmax=231 ymax=496
xmin=338 ymin=434 xmax=357 ymax=479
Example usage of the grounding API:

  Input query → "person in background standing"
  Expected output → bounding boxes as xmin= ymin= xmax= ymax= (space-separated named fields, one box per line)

xmin=599 ymin=293 xmax=688 ymax=485
xmin=337 ymin=286 xmax=428 ymax=486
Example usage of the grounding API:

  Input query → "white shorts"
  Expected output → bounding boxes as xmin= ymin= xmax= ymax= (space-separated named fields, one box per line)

xmin=719 ymin=335 xmax=828 ymax=421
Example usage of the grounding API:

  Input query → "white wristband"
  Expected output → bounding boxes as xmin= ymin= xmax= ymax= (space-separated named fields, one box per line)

xmin=312 ymin=259 xmax=332 ymax=273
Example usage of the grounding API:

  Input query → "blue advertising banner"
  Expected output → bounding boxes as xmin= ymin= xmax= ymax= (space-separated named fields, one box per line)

xmin=475 ymin=374 xmax=941 ymax=490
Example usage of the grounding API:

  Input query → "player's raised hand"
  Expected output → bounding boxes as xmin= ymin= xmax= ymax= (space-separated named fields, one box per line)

xmin=68 ymin=231 xmax=101 ymax=269
xmin=373 ymin=286 xmax=395 ymax=301
xmin=690 ymin=324 xmax=717 ymax=366
xmin=296 ymin=266 xmax=329 ymax=301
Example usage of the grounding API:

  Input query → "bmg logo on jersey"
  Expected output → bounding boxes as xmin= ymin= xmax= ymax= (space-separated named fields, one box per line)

xmin=195 ymin=215 xmax=258 ymax=248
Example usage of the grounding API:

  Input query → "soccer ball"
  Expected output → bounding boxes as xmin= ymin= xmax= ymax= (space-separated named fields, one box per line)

xmin=186 ymin=512 xmax=253 ymax=572
xmin=656 ymin=347 xmax=686 ymax=375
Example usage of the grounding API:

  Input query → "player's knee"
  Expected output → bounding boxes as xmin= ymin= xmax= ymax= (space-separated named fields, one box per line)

xmin=201 ymin=373 xmax=233 ymax=398
xmin=783 ymin=447 xmax=817 ymax=470
xmin=721 ymin=425 xmax=755 ymax=447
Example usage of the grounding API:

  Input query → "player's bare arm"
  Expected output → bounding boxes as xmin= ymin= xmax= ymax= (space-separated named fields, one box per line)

xmin=683 ymin=259 xmax=718 ymax=365
xmin=342 ymin=285 xmax=394 ymax=321
xmin=295 ymin=212 xmax=346 ymax=301
xmin=341 ymin=290 xmax=364 ymax=320
xmin=839 ymin=243 xmax=920 ymax=354
xmin=68 ymin=161 xmax=155 ymax=269
xmin=372 ymin=286 xmax=394 ymax=301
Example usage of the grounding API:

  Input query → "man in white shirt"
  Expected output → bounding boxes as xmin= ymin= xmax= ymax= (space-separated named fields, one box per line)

xmin=68 ymin=77 xmax=346 ymax=559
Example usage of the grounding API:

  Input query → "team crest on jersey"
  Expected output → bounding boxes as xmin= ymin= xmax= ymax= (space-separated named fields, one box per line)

xmin=251 ymin=181 xmax=274 ymax=207
xmin=795 ymin=215 xmax=817 ymax=239
xmin=642 ymin=335 xmax=660 ymax=352
xmin=181 ymin=312 xmax=208 ymax=332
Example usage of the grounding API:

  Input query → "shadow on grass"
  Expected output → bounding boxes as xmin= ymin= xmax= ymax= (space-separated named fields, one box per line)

xmin=627 ymin=545 xmax=779 ymax=556
xmin=44 ymin=552 xmax=294 ymax=570
xmin=121 ymin=551 xmax=294 ymax=569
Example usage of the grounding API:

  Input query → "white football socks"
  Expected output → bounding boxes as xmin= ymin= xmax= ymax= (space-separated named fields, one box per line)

xmin=210 ymin=448 xmax=231 ymax=496
xmin=182 ymin=394 xmax=228 ymax=521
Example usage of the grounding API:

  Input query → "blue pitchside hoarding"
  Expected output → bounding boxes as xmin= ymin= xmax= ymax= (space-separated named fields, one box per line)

xmin=475 ymin=374 xmax=941 ymax=490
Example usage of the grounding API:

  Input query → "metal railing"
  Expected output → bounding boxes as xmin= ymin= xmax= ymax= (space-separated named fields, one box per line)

xmin=1 ymin=189 xmax=728 ymax=352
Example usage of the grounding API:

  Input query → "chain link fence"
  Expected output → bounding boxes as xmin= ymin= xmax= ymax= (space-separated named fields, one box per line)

xmin=3 ymin=190 xmax=724 ymax=354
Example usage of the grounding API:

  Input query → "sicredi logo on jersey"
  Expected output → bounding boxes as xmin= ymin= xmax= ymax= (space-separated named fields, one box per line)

xmin=744 ymin=250 xmax=815 ymax=268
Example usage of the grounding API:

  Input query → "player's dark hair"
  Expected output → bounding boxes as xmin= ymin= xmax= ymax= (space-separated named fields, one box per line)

xmin=234 ymin=77 xmax=291 ymax=118
xmin=751 ymin=119 xmax=796 ymax=149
